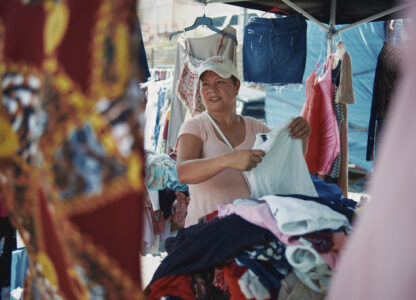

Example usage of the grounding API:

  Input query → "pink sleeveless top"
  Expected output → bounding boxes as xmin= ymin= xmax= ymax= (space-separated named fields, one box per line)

xmin=177 ymin=113 xmax=269 ymax=227
xmin=301 ymin=57 xmax=340 ymax=175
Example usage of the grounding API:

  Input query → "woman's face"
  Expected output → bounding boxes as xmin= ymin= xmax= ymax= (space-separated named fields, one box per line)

xmin=199 ymin=71 xmax=240 ymax=114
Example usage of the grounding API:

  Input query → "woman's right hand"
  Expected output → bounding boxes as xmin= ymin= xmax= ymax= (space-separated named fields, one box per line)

xmin=225 ymin=149 xmax=265 ymax=171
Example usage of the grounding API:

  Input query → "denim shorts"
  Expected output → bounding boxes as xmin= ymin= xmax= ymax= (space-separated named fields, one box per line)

xmin=243 ymin=15 xmax=307 ymax=85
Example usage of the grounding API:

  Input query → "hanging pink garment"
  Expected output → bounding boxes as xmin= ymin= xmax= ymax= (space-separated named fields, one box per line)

xmin=327 ymin=4 xmax=416 ymax=299
xmin=301 ymin=57 xmax=340 ymax=175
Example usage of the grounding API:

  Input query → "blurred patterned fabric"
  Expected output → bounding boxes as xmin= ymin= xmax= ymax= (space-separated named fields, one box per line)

xmin=0 ymin=0 xmax=147 ymax=299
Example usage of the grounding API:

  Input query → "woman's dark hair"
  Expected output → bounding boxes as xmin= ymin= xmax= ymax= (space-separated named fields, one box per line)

xmin=200 ymin=72 xmax=239 ymax=85
xmin=230 ymin=75 xmax=239 ymax=85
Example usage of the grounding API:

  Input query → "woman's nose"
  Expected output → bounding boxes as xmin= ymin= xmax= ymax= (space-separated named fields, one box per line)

xmin=205 ymin=85 xmax=217 ymax=93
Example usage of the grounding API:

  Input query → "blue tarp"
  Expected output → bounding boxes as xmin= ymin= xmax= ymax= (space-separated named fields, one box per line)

xmin=264 ymin=20 xmax=385 ymax=171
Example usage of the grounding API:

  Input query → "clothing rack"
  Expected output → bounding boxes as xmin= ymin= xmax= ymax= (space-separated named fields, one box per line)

xmin=280 ymin=0 xmax=412 ymax=54
xmin=200 ymin=0 xmax=413 ymax=52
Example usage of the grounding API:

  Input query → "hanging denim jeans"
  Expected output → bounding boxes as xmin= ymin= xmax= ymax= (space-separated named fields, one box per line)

xmin=243 ymin=15 xmax=307 ymax=85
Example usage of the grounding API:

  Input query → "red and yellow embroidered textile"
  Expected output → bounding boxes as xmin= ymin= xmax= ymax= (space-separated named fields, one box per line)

xmin=0 ymin=0 xmax=146 ymax=299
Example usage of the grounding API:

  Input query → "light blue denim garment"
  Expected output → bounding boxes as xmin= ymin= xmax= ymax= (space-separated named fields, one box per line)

xmin=243 ymin=15 xmax=307 ymax=85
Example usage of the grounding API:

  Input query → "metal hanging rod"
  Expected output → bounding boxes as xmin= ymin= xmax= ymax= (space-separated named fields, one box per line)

xmin=336 ymin=2 xmax=413 ymax=34
xmin=200 ymin=0 xmax=413 ymax=36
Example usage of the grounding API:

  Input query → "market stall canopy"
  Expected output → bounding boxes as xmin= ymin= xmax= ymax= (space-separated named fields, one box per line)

xmin=195 ymin=0 xmax=412 ymax=26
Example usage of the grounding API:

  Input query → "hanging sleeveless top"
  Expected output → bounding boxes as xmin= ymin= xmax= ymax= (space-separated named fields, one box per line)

xmin=301 ymin=56 xmax=340 ymax=175
xmin=167 ymin=27 xmax=237 ymax=150
xmin=176 ymin=35 xmax=227 ymax=116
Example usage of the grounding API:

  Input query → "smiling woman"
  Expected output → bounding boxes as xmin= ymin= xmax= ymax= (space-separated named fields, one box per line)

xmin=175 ymin=56 xmax=311 ymax=226
xmin=199 ymin=68 xmax=240 ymax=114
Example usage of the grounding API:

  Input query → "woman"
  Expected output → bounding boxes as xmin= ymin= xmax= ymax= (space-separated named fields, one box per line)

xmin=176 ymin=56 xmax=311 ymax=227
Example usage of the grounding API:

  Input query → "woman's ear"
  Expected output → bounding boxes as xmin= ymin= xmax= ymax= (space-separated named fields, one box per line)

xmin=235 ymin=79 xmax=241 ymax=95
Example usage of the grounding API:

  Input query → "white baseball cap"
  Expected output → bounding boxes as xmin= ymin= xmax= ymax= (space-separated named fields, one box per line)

xmin=198 ymin=56 xmax=240 ymax=81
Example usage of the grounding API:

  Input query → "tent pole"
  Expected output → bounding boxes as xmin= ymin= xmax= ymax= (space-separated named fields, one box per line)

xmin=336 ymin=2 xmax=413 ymax=34
xmin=328 ymin=0 xmax=337 ymax=54
xmin=280 ymin=0 xmax=329 ymax=32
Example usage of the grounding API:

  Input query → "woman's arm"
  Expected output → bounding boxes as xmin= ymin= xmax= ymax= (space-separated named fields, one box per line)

xmin=176 ymin=133 xmax=265 ymax=184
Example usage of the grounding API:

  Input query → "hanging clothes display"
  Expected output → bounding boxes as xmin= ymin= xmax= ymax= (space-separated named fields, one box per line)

xmin=144 ymin=78 xmax=172 ymax=153
xmin=166 ymin=26 xmax=237 ymax=151
xmin=143 ymin=149 xmax=189 ymax=252
xmin=334 ymin=41 xmax=356 ymax=105
xmin=0 ymin=0 xmax=148 ymax=298
xmin=142 ymin=190 xmax=190 ymax=255
xmin=324 ymin=40 xmax=355 ymax=196
xmin=143 ymin=67 xmax=189 ymax=248
xmin=243 ymin=15 xmax=307 ymax=85
xmin=300 ymin=41 xmax=354 ymax=196
xmin=366 ymin=42 xmax=403 ymax=161
xmin=325 ymin=71 xmax=344 ymax=183
xmin=301 ymin=56 xmax=340 ymax=176
xmin=176 ymin=39 xmax=205 ymax=116
xmin=142 ymin=190 xmax=175 ymax=255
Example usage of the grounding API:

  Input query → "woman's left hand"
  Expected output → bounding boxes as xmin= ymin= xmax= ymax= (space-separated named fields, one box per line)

xmin=288 ymin=117 xmax=311 ymax=139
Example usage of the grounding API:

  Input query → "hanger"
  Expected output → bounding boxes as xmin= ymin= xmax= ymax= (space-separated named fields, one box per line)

xmin=333 ymin=38 xmax=347 ymax=67
xmin=169 ymin=14 xmax=238 ymax=45
xmin=262 ymin=0 xmax=290 ymax=17
xmin=337 ymin=31 xmax=343 ymax=43
xmin=313 ymin=35 xmax=327 ymax=75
